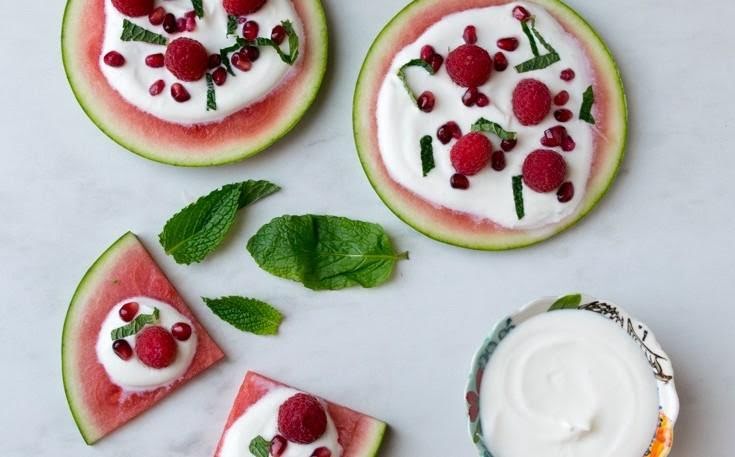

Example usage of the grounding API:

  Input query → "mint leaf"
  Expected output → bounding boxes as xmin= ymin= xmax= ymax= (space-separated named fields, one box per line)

xmin=420 ymin=135 xmax=435 ymax=177
xmin=531 ymin=22 xmax=557 ymax=54
xmin=227 ymin=15 xmax=238 ymax=37
xmin=121 ymin=19 xmax=167 ymax=45
xmin=521 ymin=20 xmax=540 ymax=57
xmin=111 ymin=308 xmax=159 ymax=340
xmin=471 ymin=118 xmax=517 ymax=140
xmin=206 ymin=73 xmax=216 ymax=111
xmin=192 ymin=0 xmax=204 ymax=18
xmin=549 ymin=293 xmax=582 ymax=311
xmin=247 ymin=215 xmax=408 ymax=291
xmin=254 ymin=20 xmax=299 ymax=65
xmin=203 ymin=296 xmax=283 ymax=335
xmin=512 ymin=176 xmax=525 ymax=220
xmin=515 ymin=52 xmax=560 ymax=73
xmin=249 ymin=436 xmax=270 ymax=457
xmin=159 ymin=181 xmax=280 ymax=265
xmin=579 ymin=86 xmax=596 ymax=124
xmin=397 ymin=59 xmax=436 ymax=102
xmin=220 ymin=41 xmax=243 ymax=76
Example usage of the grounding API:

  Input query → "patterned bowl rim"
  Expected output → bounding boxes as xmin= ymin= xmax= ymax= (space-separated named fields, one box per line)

xmin=466 ymin=294 xmax=680 ymax=457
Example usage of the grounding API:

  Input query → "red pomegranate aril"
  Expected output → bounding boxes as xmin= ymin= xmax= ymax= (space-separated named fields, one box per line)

xmin=185 ymin=16 xmax=197 ymax=32
xmin=497 ymin=37 xmax=519 ymax=51
xmin=541 ymin=125 xmax=567 ymax=147
xmin=243 ymin=20 xmax=259 ymax=40
xmin=561 ymin=135 xmax=576 ymax=152
xmin=420 ymin=45 xmax=435 ymax=61
xmin=428 ymin=53 xmax=444 ymax=72
xmin=500 ymin=138 xmax=517 ymax=152
xmin=104 ymin=51 xmax=125 ymax=67
xmin=476 ymin=93 xmax=490 ymax=107
xmin=557 ymin=181 xmax=575 ymax=202
xmin=232 ymin=52 xmax=252 ymax=72
xmin=212 ymin=67 xmax=228 ymax=86
xmin=450 ymin=173 xmax=470 ymax=189
xmin=113 ymin=340 xmax=133 ymax=361
xmin=163 ymin=13 xmax=177 ymax=33
xmin=176 ymin=17 xmax=187 ymax=32
xmin=513 ymin=5 xmax=531 ymax=21
xmin=554 ymin=109 xmax=573 ymax=122
xmin=417 ymin=91 xmax=435 ymax=112
xmin=171 ymin=322 xmax=192 ymax=341
xmin=270 ymin=435 xmax=288 ymax=457
xmin=437 ymin=121 xmax=460 ymax=144
xmin=145 ymin=53 xmax=165 ymax=68
xmin=554 ymin=90 xmax=570 ymax=106
xmin=493 ymin=52 xmax=508 ymax=71
xmin=560 ymin=68 xmax=575 ymax=81
xmin=119 ymin=302 xmax=139 ymax=322
xmin=208 ymin=54 xmax=222 ymax=69
xmin=462 ymin=87 xmax=479 ymax=107
xmin=311 ymin=448 xmax=331 ymax=457
xmin=242 ymin=45 xmax=260 ymax=62
xmin=238 ymin=16 xmax=248 ymax=24
xmin=271 ymin=24 xmax=286 ymax=44
xmin=463 ymin=25 xmax=477 ymax=44
xmin=149 ymin=79 xmax=165 ymax=96
xmin=149 ymin=7 xmax=166 ymax=26
xmin=184 ymin=10 xmax=197 ymax=19
xmin=171 ymin=83 xmax=191 ymax=102
xmin=491 ymin=150 xmax=506 ymax=171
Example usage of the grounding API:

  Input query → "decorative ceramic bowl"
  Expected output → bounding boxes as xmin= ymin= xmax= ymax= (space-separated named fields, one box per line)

xmin=466 ymin=294 xmax=679 ymax=457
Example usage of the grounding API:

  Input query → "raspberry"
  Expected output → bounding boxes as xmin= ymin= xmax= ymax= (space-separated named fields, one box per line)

xmin=445 ymin=44 xmax=492 ymax=88
xmin=223 ymin=0 xmax=267 ymax=16
xmin=111 ymin=0 xmax=154 ymax=17
xmin=450 ymin=132 xmax=492 ymax=176
xmin=277 ymin=394 xmax=328 ymax=444
xmin=512 ymin=79 xmax=552 ymax=126
xmin=135 ymin=326 xmax=178 ymax=369
xmin=522 ymin=149 xmax=567 ymax=193
xmin=165 ymin=38 xmax=209 ymax=82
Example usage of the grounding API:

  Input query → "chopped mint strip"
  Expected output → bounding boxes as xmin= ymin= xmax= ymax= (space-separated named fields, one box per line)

xmin=248 ymin=436 xmax=270 ymax=457
xmin=512 ymin=176 xmax=525 ymax=220
xmin=226 ymin=15 xmax=238 ymax=37
xmin=531 ymin=22 xmax=557 ymax=54
xmin=192 ymin=0 xmax=204 ymax=18
xmin=253 ymin=20 xmax=299 ymax=65
xmin=203 ymin=296 xmax=283 ymax=336
xmin=515 ymin=52 xmax=560 ymax=73
xmin=219 ymin=41 xmax=243 ymax=76
xmin=159 ymin=181 xmax=280 ymax=265
xmin=549 ymin=293 xmax=582 ymax=311
xmin=420 ymin=135 xmax=435 ymax=177
xmin=120 ymin=19 xmax=167 ymax=45
xmin=110 ymin=308 xmax=160 ymax=340
xmin=206 ymin=73 xmax=216 ymax=111
xmin=521 ymin=20 xmax=540 ymax=57
xmin=471 ymin=118 xmax=517 ymax=140
xmin=579 ymin=86 xmax=596 ymax=124
xmin=397 ymin=59 xmax=436 ymax=103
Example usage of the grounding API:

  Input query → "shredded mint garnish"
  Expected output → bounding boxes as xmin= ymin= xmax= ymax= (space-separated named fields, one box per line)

xmin=471 ymin=118 xmax=517 ymax=140
xmin=192 ymin=0 xmax=204 ymax=18
xmin=248 ymin=436 xmax=270 ymax=457
xmin=203 ymin=296 xmax=283 ymax=336
xmin=521 ymin=20 xmax=540 ymax=57
xmin=206 ymin=73 xmax=216 ymax=111
xmin=515 ymin=20 xmax=560 ymax=73
xmin=110 ymin=308 xmax=160 ymax=340
xmin=252 ymin=20 xmax=299 ymax=65
xmin=531 ymin=22 xmax=557 ymax=54
xmin=420 ymin=135 xmax=435 ymax=177
xmin=512 ymin=176 xmax=525 ymax=220
xmin=548 ymin=293 xmax=582 ymax=311
xmin=397 ymin=59 xmax=436 ymax=103
xmin=226 ymin=15 xmax=238 ymax=37
xmin=219 ymin=41 xmax=242 ymax=76
xmin=579 ymin=86 xmax=596 ymax=124
xmin=120 ymin=19 xmax=167 ymax=45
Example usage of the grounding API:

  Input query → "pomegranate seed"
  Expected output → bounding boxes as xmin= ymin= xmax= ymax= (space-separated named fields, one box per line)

xmin=463 ymin=25 xmax=477 ymax=44
xmin=145 ymin=53 xmax=164 ymax=68
xmin=541 ymin=125 xmax=567 ymax=147
xmin=231 ymin=52 xmax=252 ymax=72
xmin=420 ymin=45 xmax=435 ymax=61
xmin=149 ymin=79 xmax=165 ymax=96
xmin=476 ymin=93 xmax=490 ymax=107
xmin=212 ymin=67 xmax=228 ymax=86
xmin=493 ymin=52 xmax=508 ymax=71
xmin=242 ymin=45 xmax=260 ymax=62
xmin=513 ymin=5 xmax=531 ymax=21
xmin=560 ymin=68 xmax=575 ymax=81
xmin=554 ymin=90 xmax=570 ymax=106
xmin=271 ymin=25 xmax=286 ymax=44
xmin=185 ymin=16 xmax=197 ymax=32
xmin=270 ymin=435 xmax=288 ymax=457
xmin=417 ymin=91 xmax=435 ymax=112
xmin=171 ymin=322 xmax=192 ymax=341
xmin=104 ymin=51 xmax=125 ymax=67
xmin=557 ymin=182 xmax=575 ymax=202
xmin=208 ymin=54 xmax=222 ymax=69
xmin=184 ymin=10 xmax=197 ymax=19
xmin=149 ymin=7 xmax=166 ymax=26
xmin=437 ymin=122 xmax=460 ymax=144
xmin=171 ymin=83 xmax=191 ymax=102
xmin=176 ymin=17 xmax=187 ymax=32
xmin=450 ymin=123 xmax=462 ymax=139
xmin=554 ymin=109 xmax=573 ymax=122
xmin=119 ymin=302 xmax=139 ymax=322
xmin=163 ymin=13 xmax=177 ymax=33
xmin=428 ymin=53 xmax=443 ymax=72
xmin=113 ymin=340 xmax=133 ymax=361
xmin=450 ymin=173 xmax=470 ymax=189
xmin=462 ymin=87 xmax=479 ymax=107
xmin=243 ymin=20 xmax=259 ymax=40
xmin=500 ymin=138 xmax=517 ymax=152
xmin=561 ymin=135 xmax=576 ymax=152
xmin=491 ymin=150 xmax=506 ymax=171
xmin=311 ymin=448 xmax=331 ymax=457
xmin=237 ymin=16 xmax=248 ymax=24
xmin=497 ymin=37 xmax=519 ymax=51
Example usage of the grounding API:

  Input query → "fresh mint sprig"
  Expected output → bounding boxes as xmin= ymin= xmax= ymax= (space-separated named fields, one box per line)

xmin=579 ymin=86 xmax=596 ymax=124
xmin=420 ymin=135 xmax=435 ymax=177
xmin=206 ymin=73 xmax=217 ymax=111
xmin=252 ymin=20 xmax=300 ymax=65
xmin=548 ymin=294 xmax=582 ymax=311
xmin=397 ymin=59 xmax=436 ymax=102
xmin=110 ymin=308 xmax=160 ymax=340
xmin=226 ymin=15 xmax=238 ymax=37
xmin=121 ymin=19 xmax=167 ymax=45
xmin=192 ymin=0 xmax=204 ymax=18
xmin=249 ymin=436 xmax=270 ymax=457
xmin=515 ymin=19 xmax=560 ymax=73
xmin=471 ymin=118 xmax=517 ymax=140
xmin=512 ymin=176 xmax=525 ymax=220
xmin=203 ymin=296 xmax=283 ymax=336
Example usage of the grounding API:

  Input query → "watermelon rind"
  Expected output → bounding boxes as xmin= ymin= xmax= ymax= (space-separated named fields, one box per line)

xmin=353 ymin=0 xmax=627 ymax=250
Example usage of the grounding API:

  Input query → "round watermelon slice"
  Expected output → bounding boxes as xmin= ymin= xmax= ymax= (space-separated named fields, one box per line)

xmin=353 ymin=0 xmax=626 ymax=250
xmin=61 ymin=0 xmax=328 ymax=166
xmin=62 ymin=232 xmax=225 ymax=444
xmin=213 ymin=372 xmax=387 ymax=456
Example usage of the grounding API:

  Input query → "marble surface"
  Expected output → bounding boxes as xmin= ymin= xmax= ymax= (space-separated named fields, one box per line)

xmin=1 ymin=0 xmax=734 ymax=456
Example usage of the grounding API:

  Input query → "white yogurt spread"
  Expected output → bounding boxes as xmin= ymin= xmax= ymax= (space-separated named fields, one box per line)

xmin=95 ymin=296 xmax=197 ymax=391
xmin=377 ymin=2 xmax=595 ymax=228
xmin=220 ymin=387 xmax=342 ymax=457
xmin=100 ymin=0 xmax=302 ymax=124
xmin=479 ymin=310 xmax=659 ymax=457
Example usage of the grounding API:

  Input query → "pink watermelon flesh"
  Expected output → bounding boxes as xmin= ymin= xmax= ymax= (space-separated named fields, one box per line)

xmin=213 ymin=372 xmax=387 ymax=457
xmin=62 ymin=232 xmax=225 ymax=444
xmin=353 ymin=0 xmax=627 ymax=250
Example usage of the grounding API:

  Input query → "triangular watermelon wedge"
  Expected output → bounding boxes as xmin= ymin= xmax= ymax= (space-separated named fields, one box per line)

xmin=214 ymin=372 xmax=387 ymax=457
xmin=62 ymin=232 xmax=225 ymax=444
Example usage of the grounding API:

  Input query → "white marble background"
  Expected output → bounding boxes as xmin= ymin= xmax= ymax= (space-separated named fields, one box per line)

xmin=1 ymin=0 xmax=733 ymax=456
